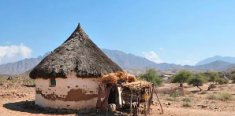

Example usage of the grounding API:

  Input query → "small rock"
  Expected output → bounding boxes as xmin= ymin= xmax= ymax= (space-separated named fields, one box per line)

xmin=164 ymin=102 xmax=171 ymax=106
xmin=167 ymin=102 xmax=171 ymax=105
xmin=201 ymin=105 xmax=207 ymax=108
xmin=197 ymin=104 xmax=207 ymax=108
xmin=153 ymin=101 xmax=158 ymax=105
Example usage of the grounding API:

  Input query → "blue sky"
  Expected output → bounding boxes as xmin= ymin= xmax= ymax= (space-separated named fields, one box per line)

xmin=1 ymin=0 xmax=235 ymax=65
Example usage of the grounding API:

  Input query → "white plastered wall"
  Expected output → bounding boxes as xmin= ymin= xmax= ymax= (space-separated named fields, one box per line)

xmin=35 ymin=72 xmax=100 ymax=110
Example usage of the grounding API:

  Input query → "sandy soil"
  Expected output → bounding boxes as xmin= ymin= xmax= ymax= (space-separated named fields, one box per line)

xmin=1 ymin=83 xmax=235 ymax=116
xmin=153 ymin=83 xmax=235 ymax=116
xmin=0 ymin=83 xmax=75 ymax=116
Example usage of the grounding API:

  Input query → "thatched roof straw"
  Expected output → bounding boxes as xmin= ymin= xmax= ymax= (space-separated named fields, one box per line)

xmin=101 ymin=71 xmax=137 ymax=84
xmin=30 ymin=23 xmax=123 ymax=79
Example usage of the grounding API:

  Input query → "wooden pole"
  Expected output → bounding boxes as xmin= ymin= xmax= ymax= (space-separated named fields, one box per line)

xmin=147 ymin=87 xmax=153 ymax=114
xmin=137 ymin=91 xmax=140 ymax=116
xmin=130 ymin=90 xmax=133 ymax=115
xmin=153 ymin=87 xmax=164 ymax=114
xmin=144 ymin=89 xmax=148 ymax=116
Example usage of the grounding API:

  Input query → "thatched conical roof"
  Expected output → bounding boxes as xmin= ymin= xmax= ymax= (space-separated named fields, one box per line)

xmin=30 ymin=24 xmax=123 ymax=79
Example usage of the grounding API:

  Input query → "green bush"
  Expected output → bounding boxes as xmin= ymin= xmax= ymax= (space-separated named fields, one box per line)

xmin=139 ymin=69 xmax=162 ymax=86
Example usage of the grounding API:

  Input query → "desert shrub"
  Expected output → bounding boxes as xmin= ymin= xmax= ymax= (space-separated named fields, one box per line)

xmin=182 ymin=98 xmax=191 ymax=102
xmin=205 ymin=71 xmax=228 ymax=90
xmin=182 ymin=102 xmax=191 ymax=107
xmin=207 ymin=92 xmax=232 ymax=101
xmin=0 ymin=77 xmax=6 ymax=84
xmin=169 ymin=91 xmax=180 ymax=98
xmin=229 ymin=73 xmax=235 ymax=83
xmin=215 ymin=78 xmax=228 ymax=85
xmin=22 ymin=79 xmax=35 ymax=86
xmin=0 ymin=76 xmax=35 ymax=87
xmin=172 ymin=70 xmax=192 ymax=87
xmin=182 ymin=97 xmax=192 ymax=107
xmin=11 ymin=77 xmax=21 ymax=83
xmin=166 ymin=91 xmax=181 ymax=101
xmin=207 ymin=94 xmax=216 ymax=100
xmin=140 ymin=69 xmax=162 ymax=86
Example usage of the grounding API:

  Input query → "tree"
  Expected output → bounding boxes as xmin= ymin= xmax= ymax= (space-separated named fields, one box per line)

xmin=140 ymin=69 xmax=162 ymax=86
xmin=205 ymin=71 xmax=220 ymax=84
xmin=229 ymin=71 xmax=235 ymax=83
xmin=204 ymin=71 xmax=228 ymax=90
xmin=188 ymin=74 xmax=207 ymax=91
xmin=215 ymin=77 xmax=228 ymax=85
xmin=172 ymin=70 xmax=192 ymax=87
xmin=204 ymin=71 xmax=220 ymax=90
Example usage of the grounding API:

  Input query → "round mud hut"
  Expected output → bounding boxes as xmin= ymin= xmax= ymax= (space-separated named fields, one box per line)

xmin=29 ymin=23 xmax=123 ymax=110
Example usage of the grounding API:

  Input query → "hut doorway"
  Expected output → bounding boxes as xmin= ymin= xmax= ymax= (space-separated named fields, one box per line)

xmin=108 ymin=86 xmax=117 ymax=104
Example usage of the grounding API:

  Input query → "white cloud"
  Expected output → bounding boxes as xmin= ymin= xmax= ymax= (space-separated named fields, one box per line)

xmin=0 ymin=43 xmax=32 ymax=64
xmin=143 ymin=51 xmax=162 ymax=63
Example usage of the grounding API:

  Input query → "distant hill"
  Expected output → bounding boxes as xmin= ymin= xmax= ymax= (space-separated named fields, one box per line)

xmin=0 ymin=49 xmax=180 ymax=75
xmin=0 ymin=57 xmax=43 ymax=75
xmin=1 ymin=50 xmax=235 ymax=75
xmin=103 ymin=49 xmax=181 ymax=70
xmin=194 ymin=60 xmax=235 ymax=71
xmin=103 ymin=49 xmax=158 ymax=69
xmin=196 ymin=56 xmax=235 ymax=65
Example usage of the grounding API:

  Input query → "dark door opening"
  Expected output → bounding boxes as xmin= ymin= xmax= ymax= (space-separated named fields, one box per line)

xmin=108 ymin=86 xmax=116 ymax=104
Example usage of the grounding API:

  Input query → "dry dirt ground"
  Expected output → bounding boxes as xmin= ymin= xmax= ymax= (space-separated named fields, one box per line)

xmin=154 ymin=83 xmax=235 ymax=116
xmin=1 ymin=82 xmax=235 ymax=116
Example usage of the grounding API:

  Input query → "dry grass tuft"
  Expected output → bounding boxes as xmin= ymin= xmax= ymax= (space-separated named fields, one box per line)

xmin=207 ymin=92 xmax=233 ymax=101
xmin=182 ymin=102 xmax=192 ymax=107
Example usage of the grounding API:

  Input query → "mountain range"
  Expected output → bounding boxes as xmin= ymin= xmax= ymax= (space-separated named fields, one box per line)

xmin=0 ymin=57 xmax=43 ymax=75
xmin=196 ymin=56 xmax=235 ymax=65
xmin=0 ymin=49 xmax=235 ymax=75
xmin=193 ymin=60 xmax=235 ymax=71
